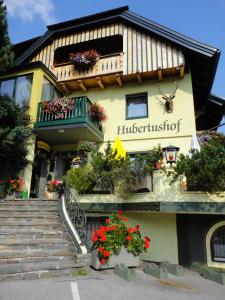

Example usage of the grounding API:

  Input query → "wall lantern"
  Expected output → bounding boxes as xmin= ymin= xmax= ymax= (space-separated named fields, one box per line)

xmin=162 ymin=145 xmax=180 ymax=166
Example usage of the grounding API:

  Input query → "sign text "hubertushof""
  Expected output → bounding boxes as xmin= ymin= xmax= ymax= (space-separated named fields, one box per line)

xmin=117 ymin=119 xmax=182 ymax=135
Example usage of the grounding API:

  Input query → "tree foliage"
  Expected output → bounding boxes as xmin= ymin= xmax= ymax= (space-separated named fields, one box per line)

xmin=168 ymin=133 xmax=225 ymax=192
xmin=0 ymin=96 xmax=33 ymax=180
xmin=0 ymin=0 xmax=14 ymax=73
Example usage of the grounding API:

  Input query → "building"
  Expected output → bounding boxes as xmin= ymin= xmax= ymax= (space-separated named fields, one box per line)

xmin=1 ymin=6 xmax=225 ymax=270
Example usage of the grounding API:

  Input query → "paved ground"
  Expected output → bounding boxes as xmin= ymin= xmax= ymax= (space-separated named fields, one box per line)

xmin=0 ymin=268 xmax=225 ymax=300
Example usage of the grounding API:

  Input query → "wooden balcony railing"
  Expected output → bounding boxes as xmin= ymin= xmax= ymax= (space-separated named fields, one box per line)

xmin=35 ymin=96 xmax=103 ymax=135
xmin=54 ymin=53 xmax=123 ymax=82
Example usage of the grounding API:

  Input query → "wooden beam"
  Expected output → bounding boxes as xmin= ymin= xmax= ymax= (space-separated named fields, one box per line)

xmin=77 ymin=80 xmax=87 ymax=92
xmin=180 ymin=65 xmax=185 ymax=79
xmin=136 ymin=72 xmax=142 ymax=83
xmin=59 ymin=83 xmax=71 ymax=94
xmin=157 ymin=69 xmax=163 ymax=81
xmin=115 ymin=74 xmax=123 ymax=87
xmin=96 ymin=77 xmax=104 ymax=89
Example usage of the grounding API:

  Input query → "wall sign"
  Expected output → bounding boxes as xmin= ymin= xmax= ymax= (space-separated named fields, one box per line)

xmin=117 ymin=119 xmax=182 ymax=135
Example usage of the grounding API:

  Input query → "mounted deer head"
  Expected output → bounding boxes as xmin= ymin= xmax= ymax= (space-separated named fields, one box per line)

xmin=157 ymin=81 xmax=179 ymax=113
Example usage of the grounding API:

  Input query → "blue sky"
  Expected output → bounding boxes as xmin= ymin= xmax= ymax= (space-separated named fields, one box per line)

xmin=4 ymin=0 xmax=225 ymax=130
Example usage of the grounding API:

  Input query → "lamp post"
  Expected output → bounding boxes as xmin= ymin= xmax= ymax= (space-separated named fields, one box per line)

xmin=162 ymin=145 xmax=180 ymax=167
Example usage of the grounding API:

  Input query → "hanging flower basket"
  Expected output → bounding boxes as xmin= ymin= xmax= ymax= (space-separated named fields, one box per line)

xmin=88 ymin=103 xmax=107 ymax=124
xmin=69 ymin=49 xmax=99 ymax=71
xmin=42 ymin=98 xmax=74 ymax=119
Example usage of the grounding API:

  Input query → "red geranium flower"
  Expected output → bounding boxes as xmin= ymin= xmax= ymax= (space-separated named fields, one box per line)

xmin=127 ymin=228 xmax=133 ymax=233
xmin=103 ymin=250 xmax=110 ymax=257
xmin=123 ymin=218 xmax=128 ymax=222
xmin=92 ymin=235 xmax=98 ymax=243
xmin=118 ymin=210 xmax=122 ymax=215
xmin=100 ymin=258 xmax=106 ymax=265
xmin=100 ymin=234 xmax=107 ymax=242
xmin=98 ymin=247 xmax=104 ymax=253
xmin=105 ymin=219 xmax=110 ymax=223
xmin=126 ymin=235 xmax=132 ymax=241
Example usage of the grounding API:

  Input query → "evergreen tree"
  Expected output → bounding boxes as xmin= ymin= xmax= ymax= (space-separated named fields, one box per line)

xmin=0 ymin=96 xmax=33 ymax=179
xmin=0 ymin=0 xmax=14 ymax=73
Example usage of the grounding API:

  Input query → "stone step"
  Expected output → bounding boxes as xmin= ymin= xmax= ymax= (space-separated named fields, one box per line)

xmin=0 ymin=260 xmax=83 ymax=276
xmin=0 ymin=224 xmax=65 ymax=231
xmin=0 ymin=206 xmax=59 ymax=211
xmin=0 ymin=211 xmax=60 ymax=218
xmin=0 ymin=200 xmax=59 ymax=205
xmin=0 ymin=249 xmax=75 ymax=259
xmin=0 ymin=240 xmax=74 ymax=252
xmin=0 ymin=238 xmax=70 ymax=246
xmin=0 ymin=266 xmax=86 ymax=281
xmin=0 ymin=232 xmax=69 ymax=240
xmin=0 ymin=255 xmax=75 ymax=265
xmin=0 ymin=218 xmax=62 ymax=225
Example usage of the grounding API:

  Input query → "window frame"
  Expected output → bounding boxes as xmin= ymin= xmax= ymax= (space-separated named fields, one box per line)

xmin=0 ymin=73 xmax=33 ymax=105
xmin=125 ymin=92 xmax=148 ymax=120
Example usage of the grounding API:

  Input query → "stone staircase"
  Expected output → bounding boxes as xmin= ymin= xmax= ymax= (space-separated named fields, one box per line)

xmin=0 ymin=199 xmax=88 ymax=280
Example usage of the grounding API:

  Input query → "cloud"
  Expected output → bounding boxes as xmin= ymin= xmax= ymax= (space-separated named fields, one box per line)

xmin=4 ymin=0 xmax=57 ymax=25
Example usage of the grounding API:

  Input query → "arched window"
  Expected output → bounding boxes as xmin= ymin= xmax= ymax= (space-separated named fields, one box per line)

xmin=211 ymin=226 xmax=225 ymax=262
xmin=206 ymin=221 xmax=225 ymax=269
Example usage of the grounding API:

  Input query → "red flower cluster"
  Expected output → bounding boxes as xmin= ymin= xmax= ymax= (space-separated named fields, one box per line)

xmin=144 ymin=236 xmax=151 ymax=249
xmin=91 ymin=211 xmax=151 ymax=265
xmin=7 ymin=177 xmax=24 ymax=194
xmin=47 ymin=179 xmax=64 ymax=193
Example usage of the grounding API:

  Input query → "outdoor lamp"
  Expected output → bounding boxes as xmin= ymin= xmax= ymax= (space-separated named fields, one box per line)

xmin=162 ymin=145 xmax=180 ymax=166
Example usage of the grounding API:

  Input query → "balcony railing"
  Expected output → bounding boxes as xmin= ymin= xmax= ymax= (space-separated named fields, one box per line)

xmin=35 ymin=96 xmax=102 ymax=134
xmin=54 ymin=53 xmax=123 ymax=82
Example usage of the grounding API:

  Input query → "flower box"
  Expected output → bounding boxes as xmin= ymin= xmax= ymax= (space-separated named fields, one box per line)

xmin=91 ymin=246 xmax=139 ymax=270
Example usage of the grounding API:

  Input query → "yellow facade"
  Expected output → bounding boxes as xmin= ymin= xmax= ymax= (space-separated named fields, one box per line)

xmin=70 ymin=73 xmax=195 ymax=154
xmin=123 ymin=212 xmax=178 ymax=264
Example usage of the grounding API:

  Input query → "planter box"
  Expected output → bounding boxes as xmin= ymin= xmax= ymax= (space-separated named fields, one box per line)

xmin=91 ymin=247 xmax=140 ymax=270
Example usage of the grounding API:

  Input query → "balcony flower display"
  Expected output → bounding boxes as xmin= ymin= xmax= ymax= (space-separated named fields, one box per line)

xmin=42 ymin=98 xmax=74 ymax=119
xmin=91 ymin=211 xmax=151 ymax=267
xmin=69 ymin=49 xmax=99 ymax=71
xmin=47 ymin=179 xmax=64 ymax=194
xmin=88 ymin=102 xmax=107 ymax=123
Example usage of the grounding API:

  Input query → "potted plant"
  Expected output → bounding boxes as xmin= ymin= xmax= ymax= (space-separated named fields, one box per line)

xmin=147 ymin=144 xmax=164 ymax=170
xmin=6 ymin=177 xmax=24 ymax=199
xmin=69 ymin=49 xmax=99 ymax=71
xmin=46 ymin=179 xmax=64 ymax=198
xmin=91 ymin=211 xmax=151 ymax=269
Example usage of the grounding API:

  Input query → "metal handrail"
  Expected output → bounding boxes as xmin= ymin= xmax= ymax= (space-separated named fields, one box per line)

xmin=59 ymin=183 xmax=88 ymax=255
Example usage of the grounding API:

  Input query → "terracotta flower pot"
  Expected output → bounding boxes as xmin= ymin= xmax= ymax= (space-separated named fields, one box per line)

xmin=155 ymin=161 xmax=162 ymax=170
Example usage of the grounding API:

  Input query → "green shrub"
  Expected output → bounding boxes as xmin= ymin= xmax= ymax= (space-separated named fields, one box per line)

xmin=167 ymin=133 xmax=225 ymax=192
xmin=66 ymin=165 xmax=94 ymax=193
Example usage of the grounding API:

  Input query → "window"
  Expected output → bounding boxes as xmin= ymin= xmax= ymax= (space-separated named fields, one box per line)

xmin=0 ymin=74 xmax=33 ymax=105
xmin=211 ymin=225 xmax=225 ymax=262
xmin=41 ymin=77 xmax=61 ymax=101
xmin=126 ymin=93 xmax=148 ymax=119
xmin=14 ymin=75 xmax=32 ymax=105
xmin=0 ymin=78 xmax=15 ymax=98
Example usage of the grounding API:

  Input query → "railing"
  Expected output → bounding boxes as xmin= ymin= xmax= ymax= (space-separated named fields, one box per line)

xmin=59 ymin=184 xmax=88 ymax=255
xmin=54 ymin=52 xmax=123 ymax=81
xmin=35 ymin=96 xmax=102 ymax=134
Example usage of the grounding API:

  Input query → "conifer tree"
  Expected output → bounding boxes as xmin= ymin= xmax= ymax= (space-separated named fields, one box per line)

xmin=0 ymin=0 xmax=14 ymax=73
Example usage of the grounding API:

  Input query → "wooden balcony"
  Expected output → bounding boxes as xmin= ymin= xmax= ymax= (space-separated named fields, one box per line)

xmin=34 ymin=96 xmax=104 ymax=144
xmin=53 ymin=53 xmax=123 ymax=93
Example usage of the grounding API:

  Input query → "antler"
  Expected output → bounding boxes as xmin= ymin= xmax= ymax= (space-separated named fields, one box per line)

xmin=171 ymin=81 xmax=179 ymax=97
